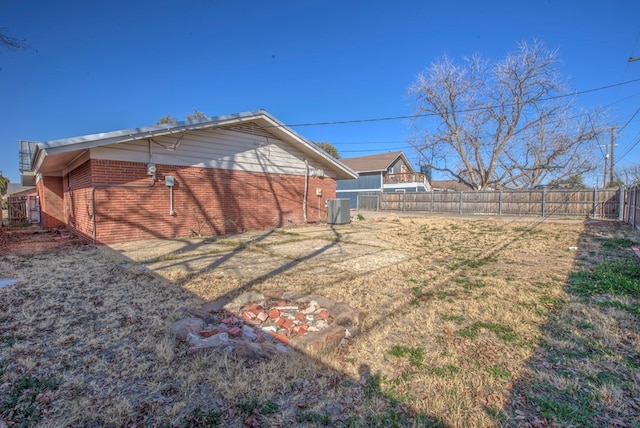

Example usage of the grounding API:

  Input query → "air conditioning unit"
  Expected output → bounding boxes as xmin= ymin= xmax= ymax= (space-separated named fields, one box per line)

xmin=326 ymin=199 xmax=351 ymax=225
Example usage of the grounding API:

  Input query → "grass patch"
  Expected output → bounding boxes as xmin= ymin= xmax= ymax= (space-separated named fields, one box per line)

xmin=184 ymin=406 xmax=222 ymax=427
xmin=441 ymin=314 xmax=465 ymax=322
xmin=569 ymin=259 xmax=640 ymax=297
xmin=409 ymin=286 xmax=433 ymax=304
xmin=296 ymin=411 xmax=332 ymax=425
xmin=388 ymin=346 xmax=424 ymax=368
xmin=0 ymin=374 xmax=61 ymax=427
xmin=596 ymin=299 xmax=640 ymax=317
xmin=450 ymin=255 xmax=499 ymax=270
xmin=456 ymin=322 xmax=518 ymax=342
xmin=455 ymin=276 xmax=486 ymax=290
xmin=527 ymin=389 xmax=597 ymax=427
xmin=599 ymin=237 xmax=636 ymax=249
xmin=428 ymin=364 xmax=463 ymax=378
xmin=486 ymin=365 xmax=511 ymax=380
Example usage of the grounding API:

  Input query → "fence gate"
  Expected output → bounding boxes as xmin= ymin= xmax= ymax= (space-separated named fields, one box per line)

xmin=8 ymin=195 xmax=40 ymax=225
xmin=357 ymin=194 xmax=380 ymax=211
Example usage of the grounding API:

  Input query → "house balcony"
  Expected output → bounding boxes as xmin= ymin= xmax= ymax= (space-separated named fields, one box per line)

xmin=383 ymin=173 xmax=430 ymax=191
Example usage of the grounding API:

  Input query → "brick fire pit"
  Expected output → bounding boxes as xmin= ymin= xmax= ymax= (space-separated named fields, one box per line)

xmin=172 ymin=290 xmax=364 ymax=360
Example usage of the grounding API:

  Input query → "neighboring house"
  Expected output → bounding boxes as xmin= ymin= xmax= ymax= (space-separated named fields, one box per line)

xmin=430 ymin=180 xmax=474 ymax=191
xmin=336 ymin=151 xmax=430 ymax=208
xmin=19 ymin=110 xmax=357 ymax=244
xmin=6 ymin=183 xmax=36 ymax=196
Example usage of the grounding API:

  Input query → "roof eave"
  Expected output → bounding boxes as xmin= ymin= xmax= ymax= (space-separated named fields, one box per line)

xmin=26 ymin=110 xmax=358 ymax=180
xmin=40 ymin=110 xmax=268 ymax=155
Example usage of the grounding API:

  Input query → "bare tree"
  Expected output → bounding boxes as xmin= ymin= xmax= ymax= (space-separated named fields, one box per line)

xmin=409 ymin=40 xmax=604 ymax=190
xmin=616 ymin=164 xmax=640 ymax=186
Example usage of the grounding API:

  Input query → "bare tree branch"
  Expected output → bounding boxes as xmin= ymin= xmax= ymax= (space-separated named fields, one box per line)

xmin=0 ymin=30 xmax=28 ymax=51
xmin=409 ymin=40 xmax=604 ymax=190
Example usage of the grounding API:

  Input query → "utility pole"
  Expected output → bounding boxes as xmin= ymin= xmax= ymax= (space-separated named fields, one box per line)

xmin=610 ymin=128 xmax=615 ymax=186
xmin=603 ymin=147 xmax=609 ymax=189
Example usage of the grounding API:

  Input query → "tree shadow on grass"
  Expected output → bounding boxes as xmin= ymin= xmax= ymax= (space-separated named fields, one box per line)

xmin=500 ymin=219 xmax=640 ymax=427
xmin=0 ymin=219 xmax=456 ymax=427
xmin=165 ymin=224 xmax=451 ymax=427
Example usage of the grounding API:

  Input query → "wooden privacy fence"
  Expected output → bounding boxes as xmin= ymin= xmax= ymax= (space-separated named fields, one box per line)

xmin=360 ymin=188 xmax=624 ymax=219
xmin=624 ymin=185 xmax=640 ymax=230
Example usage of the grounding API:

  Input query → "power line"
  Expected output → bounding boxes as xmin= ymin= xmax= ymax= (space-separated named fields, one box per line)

xmin=282 ymin=77 xmax=640 ymax=129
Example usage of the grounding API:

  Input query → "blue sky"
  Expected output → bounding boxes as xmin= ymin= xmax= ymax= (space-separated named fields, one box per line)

xmin=1 ymin=0 xmax=639 ymax=186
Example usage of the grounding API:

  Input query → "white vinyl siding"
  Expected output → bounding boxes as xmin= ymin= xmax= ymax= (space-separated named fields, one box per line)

xmin=91 ymin=127 xmax=333 ymax=178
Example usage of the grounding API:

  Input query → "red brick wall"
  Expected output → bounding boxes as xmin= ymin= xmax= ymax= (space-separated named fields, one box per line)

xmin=37 ymin=175 xmax=65 ymax=228
xmin=61 ymin=159 xmax=336 ymax=243
xmin=63 ymin=161 xmax=94 ymax=241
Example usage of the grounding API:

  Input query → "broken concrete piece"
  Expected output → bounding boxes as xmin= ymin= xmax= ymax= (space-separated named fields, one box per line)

xmin=200 ymin=296 xmax=231 ymax=313
xmin=188 ymin=331 xmax=230 ymax=349
xmin=172 ymin=317 xmax=205 ymax=342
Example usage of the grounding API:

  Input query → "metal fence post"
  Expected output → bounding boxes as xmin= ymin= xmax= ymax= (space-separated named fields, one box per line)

xmin=498 ymin=190 xmax=502 ymax=216
xmin=459 ymin=191 xmax=463 ymax=215
xmin=592 ymin=188 xmax=598 ymax=218
xmin=541 ymin=189 xmax=546 ymax=217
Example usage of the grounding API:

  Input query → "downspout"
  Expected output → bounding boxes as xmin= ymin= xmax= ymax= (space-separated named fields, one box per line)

xmin=303 ymin=160 xmax=309 ymax=223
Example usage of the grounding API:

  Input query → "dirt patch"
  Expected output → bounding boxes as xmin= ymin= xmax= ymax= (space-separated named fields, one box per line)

xmin=0 ymin=226 xmax=85 ymax=256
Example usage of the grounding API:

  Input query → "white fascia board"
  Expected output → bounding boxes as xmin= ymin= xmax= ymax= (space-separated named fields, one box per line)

xmin=32 ymin=147 xmax=48 ymax=173
xmin=336 ymin=188 xmax=381 ymax=192
xmin=39 ymin=111 xmax=267 ymax=155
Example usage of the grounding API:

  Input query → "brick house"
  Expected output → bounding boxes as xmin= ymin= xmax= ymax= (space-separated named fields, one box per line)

xmin=19 ymin=110 xmax=357 ymax=244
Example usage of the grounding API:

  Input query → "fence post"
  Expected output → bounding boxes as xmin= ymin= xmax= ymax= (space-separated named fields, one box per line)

xmin=619 ymin=187 xmax=624 ymax=221
xmin=592 ymin=188 xmax=598 ymax=218
xmin=430 ymin=190 xmax=434 ymax=213
xmin=498 ymin=190 xmax=502 ymax=216
xmin=459 ymin=191 xmax=463 ymax=215
xmin=629 ymin=185 xmax=640 ymax=229
xmin=541 ymin=189 xmax=546 ymax=217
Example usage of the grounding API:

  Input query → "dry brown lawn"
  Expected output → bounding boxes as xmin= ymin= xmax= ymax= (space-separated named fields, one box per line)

xmin=0 ymin=215 xmax=638 ymax=427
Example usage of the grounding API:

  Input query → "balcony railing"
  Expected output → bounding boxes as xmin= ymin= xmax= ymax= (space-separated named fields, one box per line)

xmin=384 ymin=173 xmax=427 ymax=185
